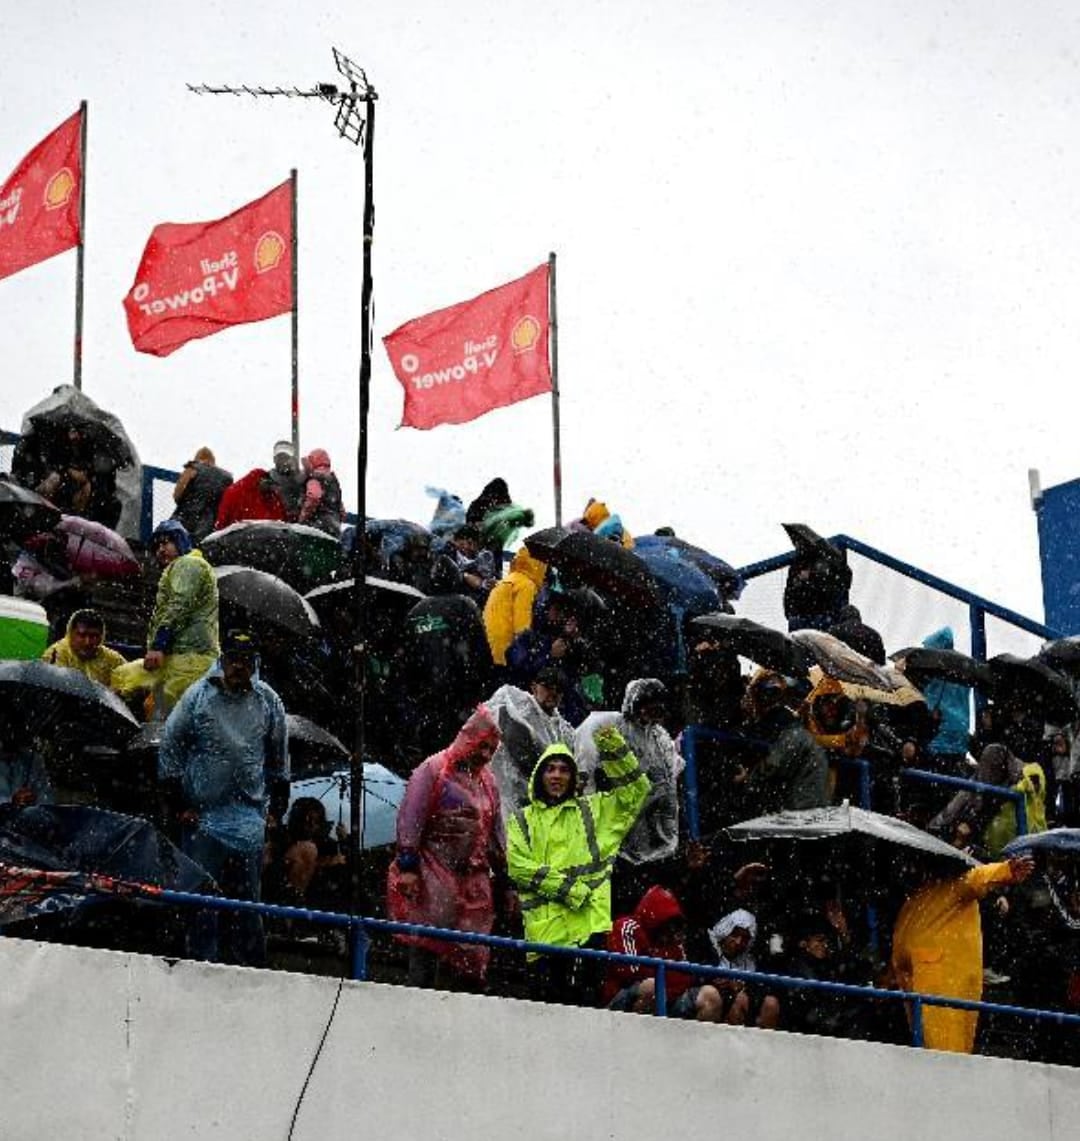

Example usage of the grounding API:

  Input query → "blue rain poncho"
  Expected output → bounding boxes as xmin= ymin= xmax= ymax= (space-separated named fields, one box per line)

xmin=159 ymin=661 xmax=288 ymax=850
xmin=922 ymin=627 xmax=972 ymax=757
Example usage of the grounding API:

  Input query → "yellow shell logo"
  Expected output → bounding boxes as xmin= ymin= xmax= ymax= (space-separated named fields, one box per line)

xmin=511 ymin=315 xmax=541 ymax=354
xmin=43 ymin=168 xmax=75 ymax=211
xmin=254 ymin=231 xmax=285 ymax=274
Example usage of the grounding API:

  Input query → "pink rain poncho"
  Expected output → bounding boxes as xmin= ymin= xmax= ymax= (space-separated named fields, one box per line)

xmin=387 ymin=706 xmax=505 ymax=980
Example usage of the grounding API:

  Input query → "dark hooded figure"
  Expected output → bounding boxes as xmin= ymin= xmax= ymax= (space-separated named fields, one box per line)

xmin=827 ymin=605 xmax=886 ymax=665
xmin=782 ymin=527 xmax=852 ymax=633
xmin=398 ymin=594 xmax=494 ymax=763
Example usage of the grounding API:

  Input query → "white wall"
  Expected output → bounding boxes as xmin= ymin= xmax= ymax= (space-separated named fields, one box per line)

xmin=2 ymin=937 xmax=1078 ymax=1140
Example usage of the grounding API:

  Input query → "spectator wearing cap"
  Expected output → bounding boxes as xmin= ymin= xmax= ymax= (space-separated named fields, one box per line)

xmin=739 ymin=670 xmax=828 ymax=813
xmin=213 ymin=441 xmax=299 ymax=530
xmin=112 ymin=519 xmax=218 ymax=714
xmin=41 ymin=608 xmax=126 ymax=688
xmin=159 ymin=629 xmax=289 ymax=966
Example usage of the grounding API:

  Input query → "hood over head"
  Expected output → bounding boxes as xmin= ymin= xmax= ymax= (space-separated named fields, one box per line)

xmin=443 ymin=704 xmax=501 ymax=767
xmin=509 ymin=548 xmax=547 ymax=585
xmin=633 ymin=885 xmax=684 ymax=932
xmin=151 ymin=518 xmax=193 ymax=555
xmin=65 ymin=608 xmax=106 ymax=638
xmin=923 ymin=626 xmax=955 ymax=651
xmin=622 ymin=677 xmax=668 ymax=719
xmin=529 ymin=741 xmax=578 ymax=805
xmin=304 ymin=448 xmax=332 ymax=474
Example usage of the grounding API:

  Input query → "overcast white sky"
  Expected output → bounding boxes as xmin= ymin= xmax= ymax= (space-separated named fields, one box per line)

xmin=3 ymin=1 xmax=1078 ymax=626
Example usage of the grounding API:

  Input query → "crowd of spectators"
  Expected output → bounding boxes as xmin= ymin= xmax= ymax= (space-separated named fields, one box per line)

xmin=2 ymin=414 xmax=1080 ymax=1067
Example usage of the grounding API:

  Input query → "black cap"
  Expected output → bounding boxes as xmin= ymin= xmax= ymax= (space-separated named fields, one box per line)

xmin=222 ymin=629 xmax=259 ymax=657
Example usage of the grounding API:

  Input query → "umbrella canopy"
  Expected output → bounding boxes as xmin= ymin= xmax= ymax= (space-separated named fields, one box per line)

xmin=890 ymin=646 xmax=994 ymax=690
xmin=0 ymin=475 xmax=61 ymax=542
xmin=25 ymin=514 xmax=140 ymax=578
xmin=728 ymin=803 xmax=979 ymax=869
xmin=792 ymin=629 xmax=904 ymax=692
xmin=782 ymin=523 xmax=844 ymax=559
xmin=988 ymin=654 xmax=1079 ymax=725
xmin=691 ymin=613 xmax=810 ymax=676
xmin=288 ymin=762 xmax=405 ymax=850
xmin=0 ymin=660 xmax=139 ymax=747
xmin=632 ymin=543 xmax=721 ymax=618
xmin=214 ymin=565 xmax=320 ymax=641
xmin=285 ymin=713 xmax=350 ymax=781
xmin=1003 ymin=828 xmax=1080 ymax=857
xmin=634 ymin=534 xmax=743 ymax=600
xmin=201 ymin=520 xmax=342 ymax=592
xmin=1037 ymin=637 xmax=1080 ymax=675
xmin=523 ymin=526 xmax=659 ymax=605
xmin=305 ymin=575 xmax=426 ymax=640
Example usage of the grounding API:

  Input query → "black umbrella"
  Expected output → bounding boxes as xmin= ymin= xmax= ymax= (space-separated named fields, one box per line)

xmin=0 ymin=661 xmax=139 ymax=747
xmin=201 ymin=520 xmax=342 ymax=592
xmin=890 ymin=646 xmax=993 ymax=689
xmin=988 ymin=654 xmax=1079 ymax=725
xmin=214 ymin=565 xmax=320 ymax=640
xmin=305 ymin=575 xmax=426 ymax=640
xmin=0 ymin=475 xmax=61 ymax=542
xmin=691 ymin=613 xmax=811 ymax=675
xmin=782 ymin=523 xmax=844 ymax=559
xmin=286 ymin=713 xmax=350 ymax=780
xmin=1038 ymin=637 xmax=1080 ymax=675
xmin=523 ymin=527 xmax=659 ymax=605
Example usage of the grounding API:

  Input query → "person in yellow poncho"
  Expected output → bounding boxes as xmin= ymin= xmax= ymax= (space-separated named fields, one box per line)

xmin=483 ymin=548 xmax=547 ymax=667
xmin=112 ymin=519 xmax=219 ymax=713
xmin=891 ymin=853 xmax=1034 ymax=1053
xmin=41 ymin=609 xmax=126 ymax=687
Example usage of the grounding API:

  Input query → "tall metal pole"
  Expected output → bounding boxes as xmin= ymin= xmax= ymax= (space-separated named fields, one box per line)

xmin=548 ymin=251 xmax=562 ymax=527
xmin=290 ymin=168 xmax=300 ymax=459
xmin=350 ymin=89 xmax=376 ymax=914
xmin=73 ymin=100 xmax=88 ymax=390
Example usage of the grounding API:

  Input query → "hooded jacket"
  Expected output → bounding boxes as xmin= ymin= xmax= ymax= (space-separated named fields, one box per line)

xmin=507 ymin=728 xmax=650 ymax=953
xmin=41 ymin=613 xmax=126 ymax=686
xmin=483 ymin=548 xmax=547 ymax=666
xmin=921 ymin=627 xmax=972 ymax=756
xmin=602 ymin=885 xmax=694 ymax=1004
xmin=147 ymin=535 xmax=219 ymax=656
xmin=387 ymin=706 xmax=505 ymax=980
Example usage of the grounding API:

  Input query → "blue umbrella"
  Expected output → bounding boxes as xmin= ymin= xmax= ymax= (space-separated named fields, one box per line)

xmin=634 ymin=534 xmax=743 ymax=600
xmin=1003 ymin=829 xmax=1080 ymax=857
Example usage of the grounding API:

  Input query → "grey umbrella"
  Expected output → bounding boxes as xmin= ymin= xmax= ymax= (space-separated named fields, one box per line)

xmin=727 ymin=804 xmax=979 ymax=869
xmin=285 ymin=713 xmax=350 ymax=781
xmin=0 ymin=475 xmax=61 ymax=542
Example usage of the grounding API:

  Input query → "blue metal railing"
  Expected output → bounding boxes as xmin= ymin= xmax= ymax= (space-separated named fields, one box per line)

xmin=132 ymin=886 xmax=1080 ymax=1049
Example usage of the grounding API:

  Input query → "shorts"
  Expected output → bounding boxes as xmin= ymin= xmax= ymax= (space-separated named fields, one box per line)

xmin=608 ymin=980 xmax=702 ymax=1019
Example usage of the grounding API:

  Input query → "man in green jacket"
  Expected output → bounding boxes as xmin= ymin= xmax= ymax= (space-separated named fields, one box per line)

xmin=508 ymin=725 xmax=650 ymax=1005
xmin=113 ymin=519 xmax=219 ymax=714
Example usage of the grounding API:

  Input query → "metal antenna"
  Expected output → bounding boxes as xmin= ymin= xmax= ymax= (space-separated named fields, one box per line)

xmin=189 ymin=49 xmax=377 ymax=923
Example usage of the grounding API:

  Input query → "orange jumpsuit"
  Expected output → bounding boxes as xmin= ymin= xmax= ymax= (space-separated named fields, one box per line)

xmin=891 ymin=861 xmax=1015 ymax=1053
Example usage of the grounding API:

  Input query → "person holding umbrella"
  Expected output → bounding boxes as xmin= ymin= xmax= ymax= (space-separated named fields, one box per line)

xmin=890 ymin=851 xmax=1035 ymax=1053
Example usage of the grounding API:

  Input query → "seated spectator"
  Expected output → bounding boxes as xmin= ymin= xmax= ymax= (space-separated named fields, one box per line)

xmin=438 ymin=524 xmax=496 ymax=605
xmin=780 ymin=910 xmax=871 ymax=1040
xmin=0 ymin=717 xmax=53 ymax=806
xmin=707 ymin=908 xmax=780 ymax=1029
xmin=171 ymin=447 xmax=233 ymax=544
xmin=263 ymin=797 xmax=346 ymax=910
xmin=296 ymin=448 xmax=345 ymax=536
xmin=604 ymin=885 xmax=733 ymax=1023
xmin=483 ymin=547 xmax=548 ymax=669
xmin=41 ymin=608 xmax=126 ymax=688
xmin=14 ymin=422 xmax=121 ymax=529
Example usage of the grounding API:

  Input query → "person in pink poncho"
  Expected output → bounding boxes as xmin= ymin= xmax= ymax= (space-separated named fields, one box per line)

xmin=387 ymin=705 xmax=507 ymax=990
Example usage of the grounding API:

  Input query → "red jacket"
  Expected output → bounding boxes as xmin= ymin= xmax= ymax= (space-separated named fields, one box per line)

xmin=214 ymin=468 xmax=289 ymax=530
xmin=602 ymin=885 xmax=694 ymax=1004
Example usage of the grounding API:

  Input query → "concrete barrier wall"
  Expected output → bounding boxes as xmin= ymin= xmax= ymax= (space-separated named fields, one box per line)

xmin=3 ymin=937 xmax=1079 ymax=1140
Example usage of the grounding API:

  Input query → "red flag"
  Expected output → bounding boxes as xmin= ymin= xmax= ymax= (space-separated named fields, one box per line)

xmin=0 ymin=109 xmax=83 ymax=282
xmin=123 ymin=180 xmax=293 ymax=357
xmin=383 ymin=263 xmax=551 ymax=429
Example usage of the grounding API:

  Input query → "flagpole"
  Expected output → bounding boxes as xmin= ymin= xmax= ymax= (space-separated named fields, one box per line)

xmin=548 ymin=250 xmax=562 ymax=527
xmin=290 ymin=168 xmax=299 ymax=458
xmin=350 ymin=87 xmax=376 ymax=915
xmin=73 ymin=101 xmax=87 ymax=391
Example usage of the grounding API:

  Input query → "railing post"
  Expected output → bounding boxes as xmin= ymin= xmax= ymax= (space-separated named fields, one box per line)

xmin=1012 ymin=790 xmax=1028 ymax=837
xmin=654 ymin=962 xmax=667 ymax=1017
xmin=350 ymin=919 xmax=369 ymax=981
xmin=969 ymin=602 xmax=988 ymax=719
xmin=140 ymin=469 xmax=156 ymax=544
xmin=681 ymin=726 xmax=701 ymax=841
xmin=911 ymin=997 xmax=925 ymax=1047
